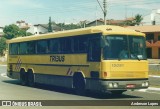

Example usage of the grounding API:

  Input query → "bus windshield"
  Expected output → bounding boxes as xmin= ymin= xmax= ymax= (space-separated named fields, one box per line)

xmin=102 ymin=35 xmax=147 ymax=60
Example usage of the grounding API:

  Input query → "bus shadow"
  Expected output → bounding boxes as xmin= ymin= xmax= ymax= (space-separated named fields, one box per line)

xmin=3 ymin=80 xmax=142 ymax=99
xmin=3 ymin=79 xmax=21 ymax=85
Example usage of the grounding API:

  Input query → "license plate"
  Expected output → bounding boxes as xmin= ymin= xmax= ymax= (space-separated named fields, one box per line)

xmin=126 ymin=84 xmax=135 ymax=88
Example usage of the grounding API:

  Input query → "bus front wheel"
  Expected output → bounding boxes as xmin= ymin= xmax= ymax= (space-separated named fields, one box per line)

xmin=73 ymin=73 xmax=86 ymax=95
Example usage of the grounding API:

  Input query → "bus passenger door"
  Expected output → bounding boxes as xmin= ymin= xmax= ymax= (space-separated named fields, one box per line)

xmin=87 ymin=37 xmax=101 ymax=77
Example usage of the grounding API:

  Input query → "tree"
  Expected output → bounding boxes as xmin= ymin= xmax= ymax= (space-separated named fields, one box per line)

xmin=3 ymin=24 xmax=32 ymax=39
xmin=48 ymin=17 xmax=53 ymax=32
xmin=19 ymin=29 xmax=32 ymax=36
xmin=79 ymin=20 xmax=87 ymax=28
xmin=134 ymin=14 xmax=143 ymax=26
xmin=123 ymin=20 xmax=136 ymax=26
xmin=3 ymin=24 xmax=20 ymax=39
xmin=26 ymin=32 xmax=33 ymax=36
xmin=0 ymin=37 xmax=6 ymax=56
xmin=56 ymin=23 xmax=81 ymax=30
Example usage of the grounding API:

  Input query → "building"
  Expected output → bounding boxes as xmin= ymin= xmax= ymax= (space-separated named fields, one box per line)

xmin=16 ymin=20 xmax=30 ymax=30
xmin=86 ymin=18 xmax=134 ymax=27
xmin=127 ymin=25 xmax=160 ymax=59
xmin=27 ymin=24 xmax=48 ymax=35
xmin=27 ymin=24 xmax=61 ymax=35
xmin=142 ymin=9 xmax=160 ymax=25
xmin=86 ymin=19 xmax=104 ymax=27
xmin=0 ymin=27 xmax=4 ymax=37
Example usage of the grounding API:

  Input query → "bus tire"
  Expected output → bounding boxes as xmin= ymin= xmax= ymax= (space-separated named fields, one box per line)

xmin=73 ymin=73 xmax=86 ymax=95
xmin=20 ymin=69 xmax=28 ymax=86
xmin=28 ymin=70 xmax=35 ymax=87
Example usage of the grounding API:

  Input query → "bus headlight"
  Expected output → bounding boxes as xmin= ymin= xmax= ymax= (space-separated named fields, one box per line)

xmin=108 ymin=83 xmax=118 ymax=88
xmin=113 ymin=83 xmax=118 ymax=88
xmin=145 ymin=82 xmax=149 ymax=87
xmin=142 ymin=83 xmax=145 ymax=87
xmin=108 ymin=83 xmax=113 ymax=88
xmin=142 ymin=82 xmax=149 ymax=87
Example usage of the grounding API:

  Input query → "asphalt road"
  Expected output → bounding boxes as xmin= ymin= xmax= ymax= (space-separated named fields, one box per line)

xmin=149 ymin=77 xmax=160 ymax=87
xmin=0 ymin=65 xmax=160 ymax=109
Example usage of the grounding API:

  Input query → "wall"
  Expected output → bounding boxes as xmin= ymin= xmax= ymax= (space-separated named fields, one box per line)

xmin=37 ymin=26 xmax=48 ymax=34
xmin=27 ymin=25 xmax=48 ymax=35
xmin=87 ymin=21 xmax=104 ymax=27
xmin=27 ymin=25 xmax=35 ymax=34
xmin=152 ymin=47 xmax=158 ymax=59
xmin=142 ymin=11 xmax=160 ymax=25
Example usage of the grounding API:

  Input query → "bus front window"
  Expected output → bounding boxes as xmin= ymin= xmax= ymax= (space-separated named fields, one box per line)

xmin=129 ymin=36 xmax=147 ymax=60
xmin=102 ymin=35 xmax=147 ymax=60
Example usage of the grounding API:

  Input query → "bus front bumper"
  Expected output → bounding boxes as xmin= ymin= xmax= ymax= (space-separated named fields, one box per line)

xmin=100 ymin=79 xmax=149 ymax=91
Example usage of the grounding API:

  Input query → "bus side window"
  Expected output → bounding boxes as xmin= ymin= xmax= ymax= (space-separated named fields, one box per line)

xmin=88 ymin=38 xmax=101 ymax=62
xmin=27 ymin=41 xmax=36 ymax=54
xmin=73 ymin=36 xmax=88 ymax=53
xmin=60 ymin=38 xmax=72 ymax=53
xmin=10 ymin=43 xmax=19 ymax=55
xmin=19 ymin=42 xmax=27 ymax=54
xmin=50 ymin=39 xmax=60 ymax=53
xmin=37 ymin=40 xmax=49 ymax=54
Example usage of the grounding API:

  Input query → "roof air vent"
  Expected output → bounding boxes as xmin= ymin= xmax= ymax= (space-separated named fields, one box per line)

xmin=106 ymin=28 xmax=112 ymax=31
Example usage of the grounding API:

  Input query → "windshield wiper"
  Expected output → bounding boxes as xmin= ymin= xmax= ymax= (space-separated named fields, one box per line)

xmin=118 ymin=56 xmax=121 ymax=61
xmin=132 ymin=54 xmax=140 ymax=61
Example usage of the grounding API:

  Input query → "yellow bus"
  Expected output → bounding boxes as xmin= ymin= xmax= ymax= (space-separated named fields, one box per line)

xmin=7 ymin=25 xmax=149 ymax=95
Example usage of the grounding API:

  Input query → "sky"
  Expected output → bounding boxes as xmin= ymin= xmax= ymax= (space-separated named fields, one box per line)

xmin=0 ymin=0 xmax=160 ymax=26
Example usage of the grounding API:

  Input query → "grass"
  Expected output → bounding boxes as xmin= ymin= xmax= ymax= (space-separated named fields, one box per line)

xmin=150 ymin=85 xmax=160 ymax=88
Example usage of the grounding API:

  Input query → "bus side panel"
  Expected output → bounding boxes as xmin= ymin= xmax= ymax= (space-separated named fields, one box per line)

xmin=34 ymin=73 xmax=73 ymax=88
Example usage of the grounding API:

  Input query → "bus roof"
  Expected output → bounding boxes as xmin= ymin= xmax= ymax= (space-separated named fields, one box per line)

xmin=7 ymin=25 xmax=145 ymax=43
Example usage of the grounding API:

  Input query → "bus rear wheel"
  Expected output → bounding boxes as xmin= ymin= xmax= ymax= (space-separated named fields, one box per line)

xmin=28 ymin=70 xmax=35 ymax=87
xmin=20 ymin=69 xmax=28 ymax=86
xmin=73 ymin=73 xmax=86 ymax=95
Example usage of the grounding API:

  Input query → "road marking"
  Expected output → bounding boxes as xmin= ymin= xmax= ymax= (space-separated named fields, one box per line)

xmin=149 ymin=75 xmax=160 ymax=78
xmin=138 ymin=89 xmax=147 ymax=92
xmin=138 ymin=90 xmax=160 ymax=95
xmin=138 ymin=87 xmax=160 ymax=92
xmin=138 ymin=87 xmax=160 ymax=95
xmin=0 ymin=73 xmax=9 ymax=78
xmin=148 ymin=87 xmax=160 ymax=91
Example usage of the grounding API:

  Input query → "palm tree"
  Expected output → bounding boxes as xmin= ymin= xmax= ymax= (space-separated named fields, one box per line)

xmin=134 ymin=14 xmax=143 ymax=26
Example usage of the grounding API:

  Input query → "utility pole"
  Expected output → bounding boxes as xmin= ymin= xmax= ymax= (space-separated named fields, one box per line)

xmin=103 ymin=0 xmax=107 ymax=25
xmin=97 ymin=0 xmax=107 ymax=25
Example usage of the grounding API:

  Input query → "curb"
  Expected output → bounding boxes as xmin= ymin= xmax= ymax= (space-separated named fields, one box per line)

xmin=138 ymin=87 xmax=160 ymax=92
xmin=149 ymin=75 xmax=160 ymax=78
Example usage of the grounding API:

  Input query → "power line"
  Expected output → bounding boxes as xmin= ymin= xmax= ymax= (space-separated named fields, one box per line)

xmin=1 ymin=1 xmax=160 ymax=22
